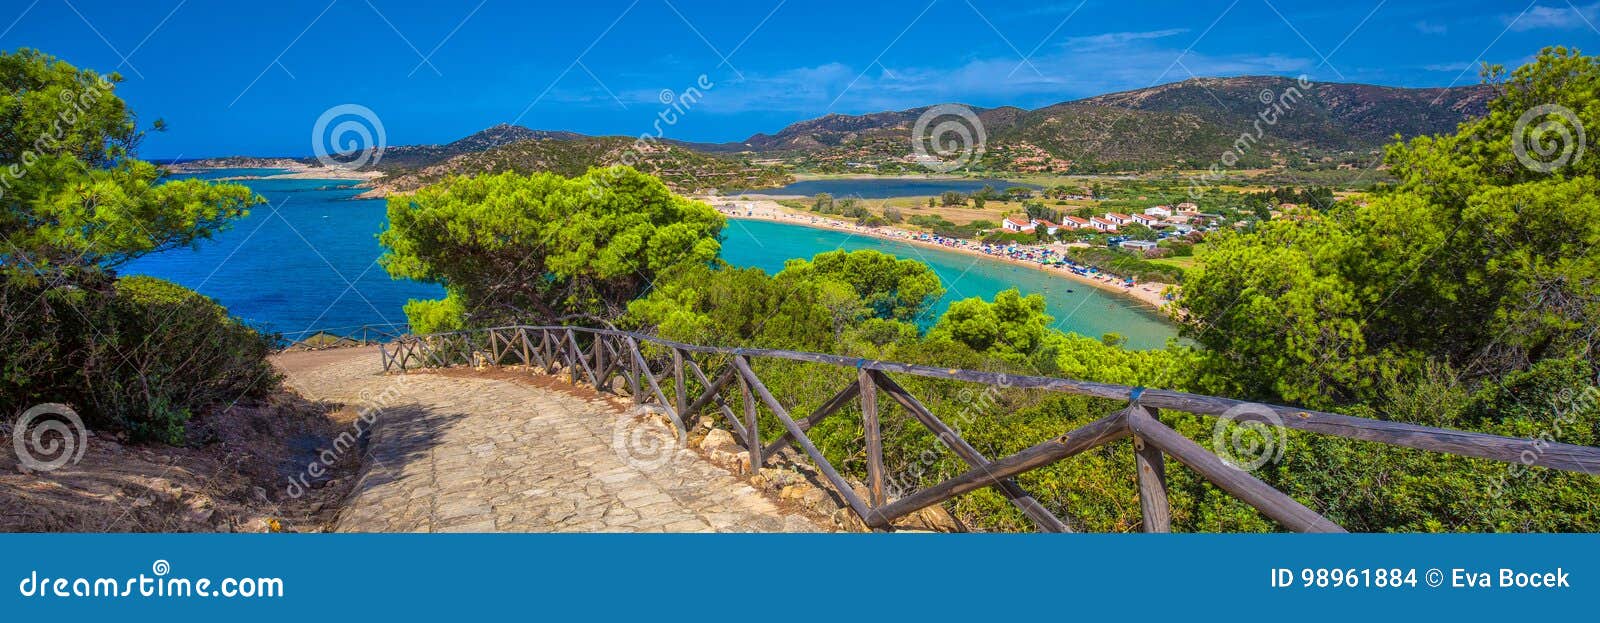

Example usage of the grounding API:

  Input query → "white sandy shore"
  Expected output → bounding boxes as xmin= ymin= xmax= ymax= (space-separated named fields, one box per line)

xmin=170 ymin=160 xmax=383 ymax=182
xmin=704 ymin=197 xmax=1177 ymax=313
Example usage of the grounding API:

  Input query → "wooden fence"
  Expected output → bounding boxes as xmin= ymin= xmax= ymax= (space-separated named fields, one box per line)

xmin=381 ymin=325 xmax=1600 ymax=533
xmin=279 ymin=323 xmax=410 ymax=352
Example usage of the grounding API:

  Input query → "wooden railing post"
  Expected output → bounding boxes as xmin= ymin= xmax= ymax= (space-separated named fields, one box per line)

xmin=672 ymin=349 xmax=687 ymax=422
xmin=1125 ymin=411 xmax=1343 ymax=533
xmin=628 ymin=339 xmax=643 ymax=404
xmin=541 ymin=329 xmax=554 ymax=373
xmin=733 ymin=356 xmax=872 ymax=522
xmin=741 ymin=363 xmax=760 ymax=474
xmin=859 ymin=367 xmax=885 ymax=508
xmin=566 ymin=329 xmax=579 ymax=385
xmin=594 ymin=333 xmax=607 ymax=390
xmin=1130 ymin=406 xmax=1171 ymax=533
xmin=627 ymin=336 xmax=684 ymax=432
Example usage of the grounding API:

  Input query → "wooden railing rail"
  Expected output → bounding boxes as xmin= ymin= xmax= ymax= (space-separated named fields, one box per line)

xmin=380 ymin=325 xmax=1600 ymax=533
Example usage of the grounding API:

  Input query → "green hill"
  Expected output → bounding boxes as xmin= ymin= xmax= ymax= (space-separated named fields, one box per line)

xmin=371 ymin=136 xmax=792 ymax=197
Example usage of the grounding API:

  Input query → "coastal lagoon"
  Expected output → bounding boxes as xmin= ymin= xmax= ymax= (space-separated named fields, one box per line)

xmin=126 ymin=175 xmax=1177 ymax=349
xmin=733 ymin=178 xmax=1040 ymax=199
xmin=721 ymin=219 xmax=1177 ymax=349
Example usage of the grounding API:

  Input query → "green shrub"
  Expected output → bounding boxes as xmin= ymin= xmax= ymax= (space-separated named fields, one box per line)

xmin=0 ymin=268 xmax=117 ymax=413
xmin=81 ymin=276 xmax=281 ymax=442
xmin=2 ymin=273 xmax=280 ymax=444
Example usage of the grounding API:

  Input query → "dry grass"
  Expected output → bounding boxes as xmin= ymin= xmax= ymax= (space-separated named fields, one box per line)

xmin=0 ymin=390 xmax=360 ymax=533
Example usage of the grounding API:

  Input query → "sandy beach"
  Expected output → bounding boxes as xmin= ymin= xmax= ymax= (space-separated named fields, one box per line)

xmin=215 ymin=166 xmax=384 ymax=182
xmin=704 ymin=197 xmax=1177 ymax=313
xmin=169 ymin=159 xmax=384 ymax=182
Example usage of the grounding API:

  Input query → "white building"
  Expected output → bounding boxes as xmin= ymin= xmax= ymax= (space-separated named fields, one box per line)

xmin=1003 ymin=217 xmax=1036 ymax=233
xmin=1131 ymin=213 xmax=1163 ymax=227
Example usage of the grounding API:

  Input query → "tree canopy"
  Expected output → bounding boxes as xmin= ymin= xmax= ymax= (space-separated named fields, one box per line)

xmin=0 ymin=49 xmax=259 ymax=272
xmin=776 ymin=249 xmax=944 ymax=324
xmin=1 ymin=49 xmax=274 ymax=439
xmin=625 ymin=249 xmax=941 ymax=353
xmin=379 ymin=167 xmax=724 ymax=332
xmin=1179 ymin=47 xmax=1600 ymax=407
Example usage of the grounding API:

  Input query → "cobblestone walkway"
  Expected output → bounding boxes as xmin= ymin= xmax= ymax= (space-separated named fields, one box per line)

xmin=275 ymin=348 xmax=823 ymax=532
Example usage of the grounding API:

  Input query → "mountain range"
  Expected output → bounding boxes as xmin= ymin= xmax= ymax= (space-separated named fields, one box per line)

xmin=691 ymin=76 xmax=1494 ymax=173
xmin=188 ymin=75 xmax=1496 ymax=192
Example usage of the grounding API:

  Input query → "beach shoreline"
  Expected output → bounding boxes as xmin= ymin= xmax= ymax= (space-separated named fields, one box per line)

xmin=168 ymin=160 xmax=384 ymax=182
xmin=706 ymin=197 xmax=1177 ymax=314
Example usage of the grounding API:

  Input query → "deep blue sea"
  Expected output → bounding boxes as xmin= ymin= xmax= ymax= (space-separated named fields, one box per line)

xmin=733 ymin=178 xmax=1040 ymax=199
xmin=124 ymin=173 xmax=1176 ymax=348
xmin=122 ymin=171 xmax=443 ymax=343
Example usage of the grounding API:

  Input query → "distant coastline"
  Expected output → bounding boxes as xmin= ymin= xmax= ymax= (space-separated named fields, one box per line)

xmin=707 ymin=197 xmax=1176 ymax=314
xmin=167 ymin=159 xmax=383 ymax=183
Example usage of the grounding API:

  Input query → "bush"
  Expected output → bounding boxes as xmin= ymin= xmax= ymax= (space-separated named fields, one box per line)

xmin=1066 ymin=247 xmax=1185 ymax=283
xmin=1162 ymin=240 xmax=1195 ymax=256
xmin=2 ymin=273 xmax=279 ymax=444
xmin=87 ymin=276 xmax=280 ymax=442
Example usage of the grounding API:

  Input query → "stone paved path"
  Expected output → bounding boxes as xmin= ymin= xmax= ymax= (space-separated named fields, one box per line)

xmin=275 ymin=348 xmax=824 ymax=532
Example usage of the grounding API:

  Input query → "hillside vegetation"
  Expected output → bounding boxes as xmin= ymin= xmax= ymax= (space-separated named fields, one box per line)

xmin=713 ymin=76 xmax=1491 ymax=174
xmin=371 ymin=136 xmax=792 ymax=196
xmin=382 ymin=50 xmax=1599 ymax=532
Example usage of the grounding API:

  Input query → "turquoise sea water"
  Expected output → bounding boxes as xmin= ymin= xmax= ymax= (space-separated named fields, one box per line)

xmin=720 ymin=219 xmax=1177 ymax=348
xmin=124 ymin=175 xmax=1177 ymax=348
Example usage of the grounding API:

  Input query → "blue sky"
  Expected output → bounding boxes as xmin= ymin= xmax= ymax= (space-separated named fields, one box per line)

xmin=5 ymin=0 xmax=1598 ymax=157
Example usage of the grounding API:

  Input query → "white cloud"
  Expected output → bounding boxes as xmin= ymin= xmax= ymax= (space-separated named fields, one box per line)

xmin=674 ymin=28 xmax=1312 ymax=115
xmin=1420 ymin=61 xmax=1472 ymax=72
xmin=1507 ymin=2 xmax=1600 ymax=31
xmin=1414 ymin=20 xmax=1448 ymax=35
